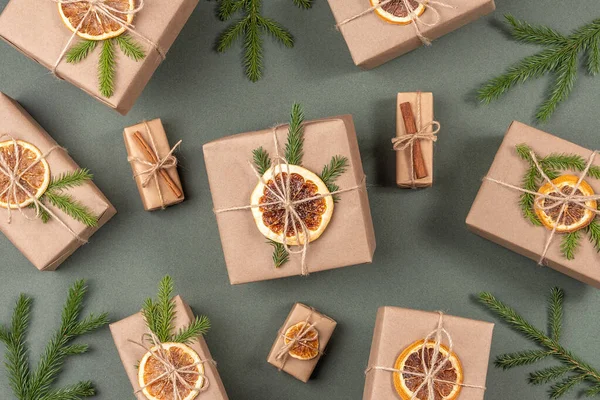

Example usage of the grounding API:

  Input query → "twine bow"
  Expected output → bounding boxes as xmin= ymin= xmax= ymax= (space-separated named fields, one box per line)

xmin=336 ymin=0 xmax=456 ymax=46
xmin=365 ymin=312 xmax=486 ymax=400
xmin=485 ymin=150 xmax=600 ymax=265
xmin=275 ymin=310 xmax=322 ymax=368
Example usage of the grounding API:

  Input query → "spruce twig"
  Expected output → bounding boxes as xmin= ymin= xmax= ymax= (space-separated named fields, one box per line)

xmin=43 ymin=192 xmax=98 ymax=228
xmin=65 ymin=40 xmax=97 ymax=64
xmin=560 ymin=231 xmax=580 ymax=260
xmin=285 ymin=103 xmax=305 ymax=165
xmin=268 ymin=239 xmax=289 ymax=268
xmin=48 ymin=169 xmax=93 ymax=191
xmin=252 ymin=147 xmax=272 ymax=175
xmin=292 ymin=0 xmax=313 ymax=9
xmin=114 ymin=34 xmax=146 ymax=61
xmin=319 ymin=155 xmax=349 ymax=202
xmin=98 ymin=39 xmax=116 ymax=98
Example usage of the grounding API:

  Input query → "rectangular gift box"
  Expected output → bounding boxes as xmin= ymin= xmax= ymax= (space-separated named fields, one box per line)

xmin=467 ymin=121 xmax=600 ymax=288
xmin=0 ymin=0 xmax=198 ymax=115
xmin=203 ymin=115 xmax=376 ymax=284
xmin=363 ymin=307 xmax=494 ymax=400
xmin=328 ymin=0 xmax=496 ymax=69
xmin=110 ymin=295 xmax=229 ymax=400
xmin=0 ymin=92 xmax=116 ymax=271
xmin=267 ymin=303 xmax=337 ymax=383
xmin=124 ymin=119 xmax=184 ymax=211
xmin=396 ymin=92 xmax=434 ymax=188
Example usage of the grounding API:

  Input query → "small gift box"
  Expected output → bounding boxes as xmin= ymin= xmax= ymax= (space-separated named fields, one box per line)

xmin=467 ymin=121 xmax=600 ymax=288
xmin=0 ymin=0 xmax=198 ymax=115
xmin=124 ymin=119 xmax=184 ymax=211
xmin=203 ymin=110 xmax=376 ymax=284
xmin=0 ymin=92 xmax=116 ymax=271
xmin=267 ymin=303 xmax=337 ymax=383
xmin=363 ymin=307 xmax=494 ymax=400
xmin=328 ymin=0 xmax=496 ymax=69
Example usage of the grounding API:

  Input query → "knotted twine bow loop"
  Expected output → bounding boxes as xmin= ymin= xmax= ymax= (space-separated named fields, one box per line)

xmin=129 ymin=331 xmax=213 ymax=400
xmin=484 ymin=150 xmax=600 ymax=266
xmin=274 ymin=309 xmax=322 ymax=369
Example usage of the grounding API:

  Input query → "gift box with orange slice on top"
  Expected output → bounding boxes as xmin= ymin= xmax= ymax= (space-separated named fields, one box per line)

xmin=467 ymin=121 xmax=600 ymax=288
xmin=0 ymin=92 xmax=116 ymax=271
xmin=203 ymin=104 xmax=376 ymax=285
xmin=328 ymin=0 xmax=496 ymax=70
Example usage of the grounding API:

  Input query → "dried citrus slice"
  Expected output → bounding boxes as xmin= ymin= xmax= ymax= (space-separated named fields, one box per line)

xmin=58 ymin=0 xmax=135 ymax=41
xmin=534 ymin=175 xmax=597 ymax=233
xmin=0 ymin=140 xmax=50 ymax=210
xmin=250 ymin=164 xmax=334 ymax=245
xmin=370 ymin=0 xmax=426 ymax=25
xmin=138 ymin=342 xmax=205 ymax=400
xmin=393 ymin=340 xmax=463 ymax=400
xmin=284 ymin=322 xmax=320 ymax=361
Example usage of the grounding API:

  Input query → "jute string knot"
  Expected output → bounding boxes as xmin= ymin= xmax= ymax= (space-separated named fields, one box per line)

xmin=485 ymin=150 xmax=600 ymax=265
xmin=129 ymin=332 xmax=213 ymax=400
xmin=275 ymin=310 xmax=322 ymax=369
xmin=0 ymin=134 xmax=86 ymax=242
xmin=336 ymin=0 xmax=456 ymax=46
xmin=364 ymin=312 xmax=486 ymax=399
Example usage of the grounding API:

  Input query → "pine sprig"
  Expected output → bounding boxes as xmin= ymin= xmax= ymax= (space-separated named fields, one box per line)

xmin=268 ymin=239 xmax=289 ymax=268
xmin=114 ymin=34 xmax=146 ymax=61
xmin=293 ymin=0 xmax=313 ymax=9
xmin=173 ymin=316 xmax=211 ymax=345
xmin=319 ymin=155 xmax=349 ymax=202
xmin=285 ymin=103 xmax=305 ymax=165
xmin=65 ymin=40 xmax=97 ymax=64
xmin=98 ymin=39 xmax=116 ymax=98
xmin=43 ymin=191 xmax=98 ymax=228
xmin=48 ymin=169 xmax=93 ymax=191
xmin=478 ymin=15 xmax=600 ymax=122
xmin=478 ymin=288 xmax=600 ymax=398
xmin=560 ymin=231 xmax=580 ymax=260
xmin=587 ymin=220 xmax=600 ymax=252
xmin=0 ymin=280 xmax=107 ymax=400
xmin=252 ymin=147 xmax=272 ymax=175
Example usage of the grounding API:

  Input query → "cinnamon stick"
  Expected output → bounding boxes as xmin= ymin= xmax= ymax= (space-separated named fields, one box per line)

xmin=399 ymin=102 xmax=428 ymax=180
xmin=132 ymin=131 xmax=183 ymax=198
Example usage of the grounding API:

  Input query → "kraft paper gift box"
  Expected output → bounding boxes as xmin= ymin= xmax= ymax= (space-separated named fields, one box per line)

xmin=466 ymin=121 xmax=600 ymax=288
xmin=203 ymin=115 xmax=376 ymax=285
xmin=0 ymin=0 xmax=198 ymax=115
xmin=124 ymin=119 xmax=184 ymax=211
xmin=0 ymin=92 xmax=116 ymax=271
xmin=267 ymin=303 xmax=337 ymax=383
xmin=363 ymin=307 xmax=494 ymax=400
xmin=110 ymin=295 xmax=229 ymax=400
xmin=327 ymin=0 xmax=496 ymax=70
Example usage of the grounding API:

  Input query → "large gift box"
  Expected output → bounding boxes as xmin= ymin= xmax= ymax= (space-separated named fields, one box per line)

xmin=203 ymin=115 xmax=376 ymax=284
xmin=0 ymin=0 xmax=198 ymax=115
xmin=467 ymin=121 xmax=600 ymax=288
xmin=0 ymin=92 xmax=116 ymax=271
xmin=363 ymin=307 xmax=494 ymax=400
xmin=328 ymin=0 xmax=496 ymax=69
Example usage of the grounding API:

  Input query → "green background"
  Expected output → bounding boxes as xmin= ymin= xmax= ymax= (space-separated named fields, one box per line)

xmin=0 ymin=0 xmax=599 ymax=399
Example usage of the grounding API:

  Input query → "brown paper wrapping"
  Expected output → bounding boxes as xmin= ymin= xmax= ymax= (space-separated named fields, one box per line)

xmin=124 ymin=119 xmax=184 ymax=211
xmin=467 ymin=121 xmax=600 ymax=288
xmin=396 ymin=92 xmax=434 ymax=188
xmin=0 ymin=92 xmax=116 ymax=271
xmin=266 ymin=303 xmax=337 ymax=383
xmin=203 ymin=115 xmax=376 ymax=284
xmin=109 ymin=295 xmax=229 ymax=400
xmin=327 ymin=0 xmax=496 ymax=69
xmin=0 ymin=0 xmax=198 ymax=115
xmin=363 ymin=307 xmax=494 ymax=400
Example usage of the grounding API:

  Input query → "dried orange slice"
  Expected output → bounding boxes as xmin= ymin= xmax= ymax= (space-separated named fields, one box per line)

xmin=393 ymin=340 xmax=463 ymax=400
xmin=0 ymin=140 xmax=50 ymax=210
xmin=58 ymin=0 xmax=135 ymax=41
xmin=138 ymin=342 xmax=205 ymax=400
xmin=250 ymin=165 xmax=334 ymax=245
xmin=284 ymin=322 xmax=320 ymax=361
xmin=534 ymin=175 xmax=597 ymax=233
xmin=370 ymin=0 xmax=426 ymax=25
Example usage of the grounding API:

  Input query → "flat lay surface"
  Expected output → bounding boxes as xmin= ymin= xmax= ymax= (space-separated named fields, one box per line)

xmin=0 ymin=0 xmax=599 ymax=399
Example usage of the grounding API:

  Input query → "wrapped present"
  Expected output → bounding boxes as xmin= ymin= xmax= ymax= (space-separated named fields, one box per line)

xmin=363 ymin=307 xmax=494 ymax=400
xmin=124 ymin=119 xmax=184 ymax=211
xmin=203 ymin=108 xmax=376 ymax=284
xmin=0 ymin=0 xmax=198 ymax=115
xmin=467 ymin=121 xmax=600 ymax=288
xmin=328 ymin=0 xmax=496 ymax=69
xmin=0 ymin=92 xmax=116 ymax=271
xmin=393 ymin=92 xmax=439 ymax=188
xmin=267 ymin=303 xmax=337 ymax=383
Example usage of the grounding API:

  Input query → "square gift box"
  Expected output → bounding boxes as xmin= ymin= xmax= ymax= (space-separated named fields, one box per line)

xmin=0 ymin=0 xmax=198 ymax=115
xmin=467 ymin=121 xmax=600 ymax=288
xmin=203 ymin=115 xmax=376 ymax=284
xmin=327 ymin=0 xmax=496 ymax=69
xmin=0 ymin=92 xmax=116 ymax=271
xmin=363 ymin=307 xmax=494 ymax=400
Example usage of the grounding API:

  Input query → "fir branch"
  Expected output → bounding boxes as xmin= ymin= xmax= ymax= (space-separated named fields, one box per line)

xmin=157 ymin=275 xmax=176 ymax=343
xmin=529 ymin=366 xmax=574 ymax=385
xmin=65 ymin=40 xmax=97 ymax=64
xmin=495 ymin=350 xmax=551 ymax=369
xmin=244 ymin=19 xmax=263 ymax=83
xmin=98 ymin=39 xmax=116 ymax=98
xmin=541 ymin=154 xmax=586 ymax=172
xmin=38 ymin=381 xmax=95 ymax=400
xmin=537 ymin=51 xmax=578 ymax=122
xmin=587 ymin=219 xmax=600 ymax=252
xmin=505 ymin=14 xmax=567 ymax=47
xmin=548 ymin=287 xmax=564 ymax=341
xmin=551 ymin=374 xmax=588 ymax=398
xmin=3 ymin=295 xmax=32 ymax=399
xmin=258 ymin=17 xmax=294 ymax=48
xmin=216 ymin=18 xmax=248 ymax=52
xmin=115 ymin=34 xmax=146 ymax=61
xmin=588 ymin=35 xmax=600 ymax=75
xmin=560 ymin=231 xmax=580 ymax=260
xmin=285 ymin=103 xmax=305 ymax=165
xmin=319 ymin=156 xmax=349 ymax=187
xmin=520 ymin=166 xmax=542 ymax=226
xmin=268 ymin=239 xmax=289 ymax=268
xmin=173 ymin=316 xmax=211 ymax=344
xmin=252 ymin=147 xmax=272 ymax=175
xmin=292 ymin=0 xmax=313 ymax=9
xmin=43 ymin=191 xmax=98 ymax=228
xmin=47 ymin=169 xmax=93 ymax=191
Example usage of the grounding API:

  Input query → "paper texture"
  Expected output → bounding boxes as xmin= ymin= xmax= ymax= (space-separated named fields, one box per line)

xmin=0 ymin=92 xmax=116 ymax=271
xmin=109 ymin=295 xmax=229 ymax=400
xmin=363 ymin=307 xmax=494 ymax=400
xmin=203 ymin=115 xmax=376 ymax=284
xmin=266 ymin=303 xmax=337 ymax=383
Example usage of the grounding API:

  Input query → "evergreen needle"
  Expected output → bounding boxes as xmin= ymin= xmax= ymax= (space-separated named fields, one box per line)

xmin=65 ymin=40 xmax=97 ymax=64
xmin=115 ymin=34 xmax=146 ymax=61
xmin=320 ymin=155 xmax=349 ymax=202
xmin=285 ymin=103 xmax=305 ymax=165
xmin=48 ymin=169 xmax=93 ymax=191
xmin=293 ymin=0 xmax=313 ymax=9
xmin=268 ymin=239 xmax=289 ymax=268
xmin=252 ymin=147 xmax=272 ymax=175
xmin=560 ymin=231 xmax=580 ymax=260
xmin=99 ymin=39 xmax=116 ymax=98
xmin=43 ymin=191 xmax=98 ymax=228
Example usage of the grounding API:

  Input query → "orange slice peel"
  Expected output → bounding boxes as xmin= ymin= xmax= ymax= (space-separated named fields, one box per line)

xmin=370 ymin=0 xmax=426 ymax=25
xmin=58 ymin=0 xmax=136 ymax=41
xmin=283 ymin=322 xmax=320 ymax=361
